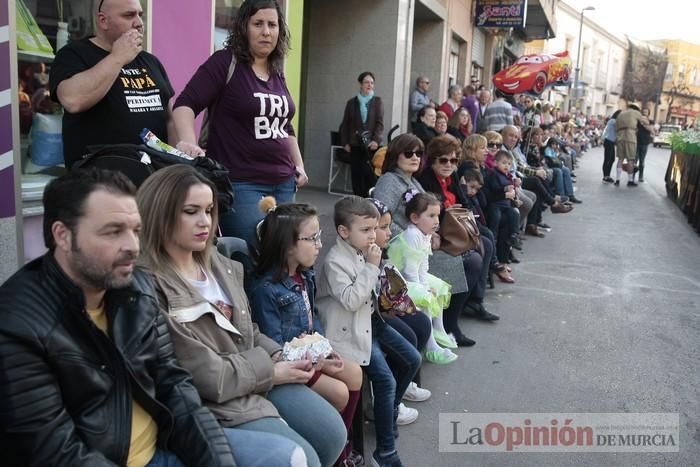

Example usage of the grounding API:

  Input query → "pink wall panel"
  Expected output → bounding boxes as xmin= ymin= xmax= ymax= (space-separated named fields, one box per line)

xmin=150 ymin=0 xmax=213 ymax=99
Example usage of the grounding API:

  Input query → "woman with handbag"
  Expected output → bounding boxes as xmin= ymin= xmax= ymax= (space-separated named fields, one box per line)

xmin=417 ymin=136 xmax=499 ymax=333
xmin=172 ymin=0 xmax=307 ymax=247
xmin=373 ymin=134 xmax=494 ymax=347
xmin=340 ymin=71 xmax=384 ymax=197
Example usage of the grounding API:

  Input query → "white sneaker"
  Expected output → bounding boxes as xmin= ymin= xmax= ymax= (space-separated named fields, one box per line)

xmin=396 ymin=403 xmax=418 ymax=425
xmin=402 ymin=382 xmax=431 ymax=402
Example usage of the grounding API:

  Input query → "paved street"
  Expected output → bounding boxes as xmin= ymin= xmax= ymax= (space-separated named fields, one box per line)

xmin=298 ymin=144 xmax=700 ymax=466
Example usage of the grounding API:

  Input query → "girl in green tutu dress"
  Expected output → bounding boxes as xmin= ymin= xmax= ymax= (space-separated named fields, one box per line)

xmin=387 ymin=191 xmax=457 ymax=364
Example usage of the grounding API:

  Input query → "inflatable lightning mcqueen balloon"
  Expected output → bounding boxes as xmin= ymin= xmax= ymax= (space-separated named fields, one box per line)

xmin=493 ymin=51 xmax=572 ymax=96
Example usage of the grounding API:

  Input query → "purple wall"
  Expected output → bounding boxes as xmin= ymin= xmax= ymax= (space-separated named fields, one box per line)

xmin=1 ymin=0 xmax=15 ymax=219
xmin=151 ymin=0 xmax=213 ymax=99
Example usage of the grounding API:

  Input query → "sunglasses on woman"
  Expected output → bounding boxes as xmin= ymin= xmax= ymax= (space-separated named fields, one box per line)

xmin=438 ymin=157 xmax=459 ymax=165
xmin=487 ymin=142 xmax=500 ymax=148
xmin=402 ymin=150 xmax=424 ymax=159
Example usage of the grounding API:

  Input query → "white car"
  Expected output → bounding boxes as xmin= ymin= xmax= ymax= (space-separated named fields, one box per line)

xmin=653 ymin=124 xmax=682 ymax=147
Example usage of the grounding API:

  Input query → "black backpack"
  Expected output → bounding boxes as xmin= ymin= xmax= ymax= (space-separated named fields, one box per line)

xmin=73 ymin=144 xmax=234 ymax=212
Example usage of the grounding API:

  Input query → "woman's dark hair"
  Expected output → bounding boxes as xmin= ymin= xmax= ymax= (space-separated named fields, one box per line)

xmin=255 ymin=203 xmax=318 ymax=281
xmin=137 ymin=165 xmax=219 ymax=275
xmin=358 ymin=71 xmax=375 ymax=83
xmin=417 ymin=105 xmax=434 ymax=120
xmin=609 ymin=109 xmax=622 ymax=121
xmin=225 ymin=0 xmax=290 ymax=73
xmin=382 ymin=133 xmax=424 ymax=173
xmin=545 ymin=137 xmax=559 ymax=148
xmin=426 ymin=134 xmax=461 ymax=164
xmin=405 ymin=192 xmax=440 ymax=219
xmin=43 ymin=168 xmax=136 ymax=251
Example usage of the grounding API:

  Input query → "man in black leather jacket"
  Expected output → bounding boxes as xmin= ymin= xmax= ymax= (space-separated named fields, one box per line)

xmin=0 ymin=168 xmax=236 ymax=466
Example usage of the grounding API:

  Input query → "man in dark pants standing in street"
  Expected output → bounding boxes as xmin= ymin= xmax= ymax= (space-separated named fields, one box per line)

xmin=0 ymin=169 xmax=236 ymax=466
xmin=635 ymin=107 xmax=654 ymax=183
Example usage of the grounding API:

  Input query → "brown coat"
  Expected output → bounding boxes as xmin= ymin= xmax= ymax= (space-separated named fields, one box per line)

xmin=141 ymin=252 xmax=282 ymax=427
xmin=340 ymin=95 xmax=385 ymax=147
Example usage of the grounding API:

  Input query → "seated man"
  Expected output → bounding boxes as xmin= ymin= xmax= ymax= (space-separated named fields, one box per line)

xmin=0 ymin=169 xmax=237 ymax=466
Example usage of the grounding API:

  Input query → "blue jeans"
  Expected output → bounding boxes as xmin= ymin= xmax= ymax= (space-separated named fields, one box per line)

xmin=551 ymin=167 xmax=574 ymax=197
xmin=636 ymin=142 xmax=649 ymax=179
xmin=266 ymin=383 xmax=347 ymax=467
xmin=146 ymin=427 xmax=303 ymax=467
xmin=486 ymin=204 xmax=520 ymax=263
xmin=366 ymin=318 xmax=421 ymax=452
xmin=147 ymin=450 xmax=183 ymax=467
xmin=219 ymin=176 xmax=297 ymax=247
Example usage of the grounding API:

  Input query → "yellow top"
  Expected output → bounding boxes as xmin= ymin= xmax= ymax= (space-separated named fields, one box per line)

xmin=87 ymin=305 xmax=158 ymax=467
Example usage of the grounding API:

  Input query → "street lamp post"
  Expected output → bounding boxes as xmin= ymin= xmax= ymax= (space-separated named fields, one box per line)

xmin=571 ymin=6 xmax=595 ymax=113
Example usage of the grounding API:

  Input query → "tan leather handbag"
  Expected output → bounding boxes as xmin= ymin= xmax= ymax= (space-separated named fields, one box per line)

xmin=439 ymin=207 xmax=483 ymax=256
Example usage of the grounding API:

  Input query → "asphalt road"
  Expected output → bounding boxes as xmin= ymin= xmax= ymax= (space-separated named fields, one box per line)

xmin=297 ymin=145 xmax=700 ymax=467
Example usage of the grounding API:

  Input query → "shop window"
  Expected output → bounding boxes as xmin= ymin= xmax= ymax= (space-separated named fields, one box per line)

xmin=214 ymin=0 xmax=244 ymax=50
xmin=15 ymin=0 xmax=148 ymax=227
xmin=471 ymin=63 xmax=483 ymax=87
xmin=448 ymin=38 xmax=459 ymax=87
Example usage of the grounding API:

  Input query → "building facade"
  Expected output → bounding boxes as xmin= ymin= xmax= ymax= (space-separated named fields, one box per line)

xmin=653 ymin=39 xmax=700 ymax=126
xmin=528 ymin=0 xmax=627 ymax=117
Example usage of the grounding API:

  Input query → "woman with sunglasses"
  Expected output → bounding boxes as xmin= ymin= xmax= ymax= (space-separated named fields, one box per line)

xmin=482 ymin=131 xmax=503 ymax=169
xmin=417 ymin=135 xmax=498 ymax=341
xmin=373 ymin=134 xmax=477 ymax=348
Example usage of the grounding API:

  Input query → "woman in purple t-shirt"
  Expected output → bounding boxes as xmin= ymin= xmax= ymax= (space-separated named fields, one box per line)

xmin=172 ymin=0 xmax=307 ymax=247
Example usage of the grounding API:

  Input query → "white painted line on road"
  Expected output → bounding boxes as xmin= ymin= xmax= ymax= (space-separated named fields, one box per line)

xmin=624 ymin=271 xmax=700 ymax=296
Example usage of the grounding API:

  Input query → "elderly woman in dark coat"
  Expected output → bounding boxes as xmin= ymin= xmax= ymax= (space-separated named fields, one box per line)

xmin=417 ymin=136 xmax=499 ymax=331
xmin=340 ymin=71 xmax=384 ymax=197
xmin=372 ymin=134 xmax=497 ymax=348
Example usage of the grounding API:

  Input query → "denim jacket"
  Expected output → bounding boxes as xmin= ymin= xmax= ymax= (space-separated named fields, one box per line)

xmin=248 ymin=268 xmax=324 ymax=346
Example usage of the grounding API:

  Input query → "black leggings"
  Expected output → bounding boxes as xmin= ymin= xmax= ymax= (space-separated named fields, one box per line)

xmin=603 ymin=139 xmax=616 ymax=177
xmin=349 ymin=145 xmax=377 ymax=197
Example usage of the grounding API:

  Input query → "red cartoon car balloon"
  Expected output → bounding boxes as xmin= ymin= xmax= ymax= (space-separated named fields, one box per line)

xmin=493 ymin=51 xmax=572 ymax=96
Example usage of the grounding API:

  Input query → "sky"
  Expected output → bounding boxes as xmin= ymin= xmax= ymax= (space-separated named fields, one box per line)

xmin=563 ymin=0 xmax=700 ymax=44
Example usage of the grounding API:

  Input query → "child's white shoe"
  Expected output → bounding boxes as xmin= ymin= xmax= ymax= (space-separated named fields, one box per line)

xmin=396 ymin=403 xmax=418 ymax=425
xmin=402 ymin=382 xmax=431 ymax=402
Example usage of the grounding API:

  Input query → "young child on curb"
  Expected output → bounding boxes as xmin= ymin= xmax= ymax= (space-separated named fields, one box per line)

xmin=316 ymin=196 xmax=421 ymax=467
xmin=369 ymin=197 xmax=433 ymax=404
xmin=248 ymin=197 xmax=364 ymax=467
xmin=484 ymin=150 xmax=522 ymax=264
xmin=386 ymin=191 xmax=457 ymax=364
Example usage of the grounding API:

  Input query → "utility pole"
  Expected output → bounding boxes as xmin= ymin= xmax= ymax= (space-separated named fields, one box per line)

xmin=571 ymin=6 xmax=595 ymax=113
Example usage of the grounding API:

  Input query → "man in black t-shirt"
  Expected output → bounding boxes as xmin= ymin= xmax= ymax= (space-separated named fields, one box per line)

xmin=49 ymin=0 xmax=175 ymax=169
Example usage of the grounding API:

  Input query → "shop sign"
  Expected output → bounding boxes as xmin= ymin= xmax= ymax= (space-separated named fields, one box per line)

xmin=475 ymin=0 xmax=527 ymax=28
xmin=670 ymin=106 xmax=699 ymax=117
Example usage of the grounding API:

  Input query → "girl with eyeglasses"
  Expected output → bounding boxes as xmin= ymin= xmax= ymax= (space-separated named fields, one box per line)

xmin=136 ymin=165 xmax=348 ymax=467
xmin=249 ymin=198 xmax=364 ymax=467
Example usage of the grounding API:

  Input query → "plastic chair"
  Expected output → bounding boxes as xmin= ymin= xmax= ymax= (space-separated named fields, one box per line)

xmin=328 ymin=131 xmax=353 ymax=196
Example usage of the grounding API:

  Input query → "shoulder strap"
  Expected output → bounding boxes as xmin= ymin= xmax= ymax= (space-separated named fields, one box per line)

xmin=224 ymin=51 xmax=236 ymax=85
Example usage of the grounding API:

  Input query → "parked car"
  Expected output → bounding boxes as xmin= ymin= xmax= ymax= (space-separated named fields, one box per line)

xmin=653 ymin=124 xmax=681 ymax=147
xmin=493 ymin=51 xmax=571 ymax=96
